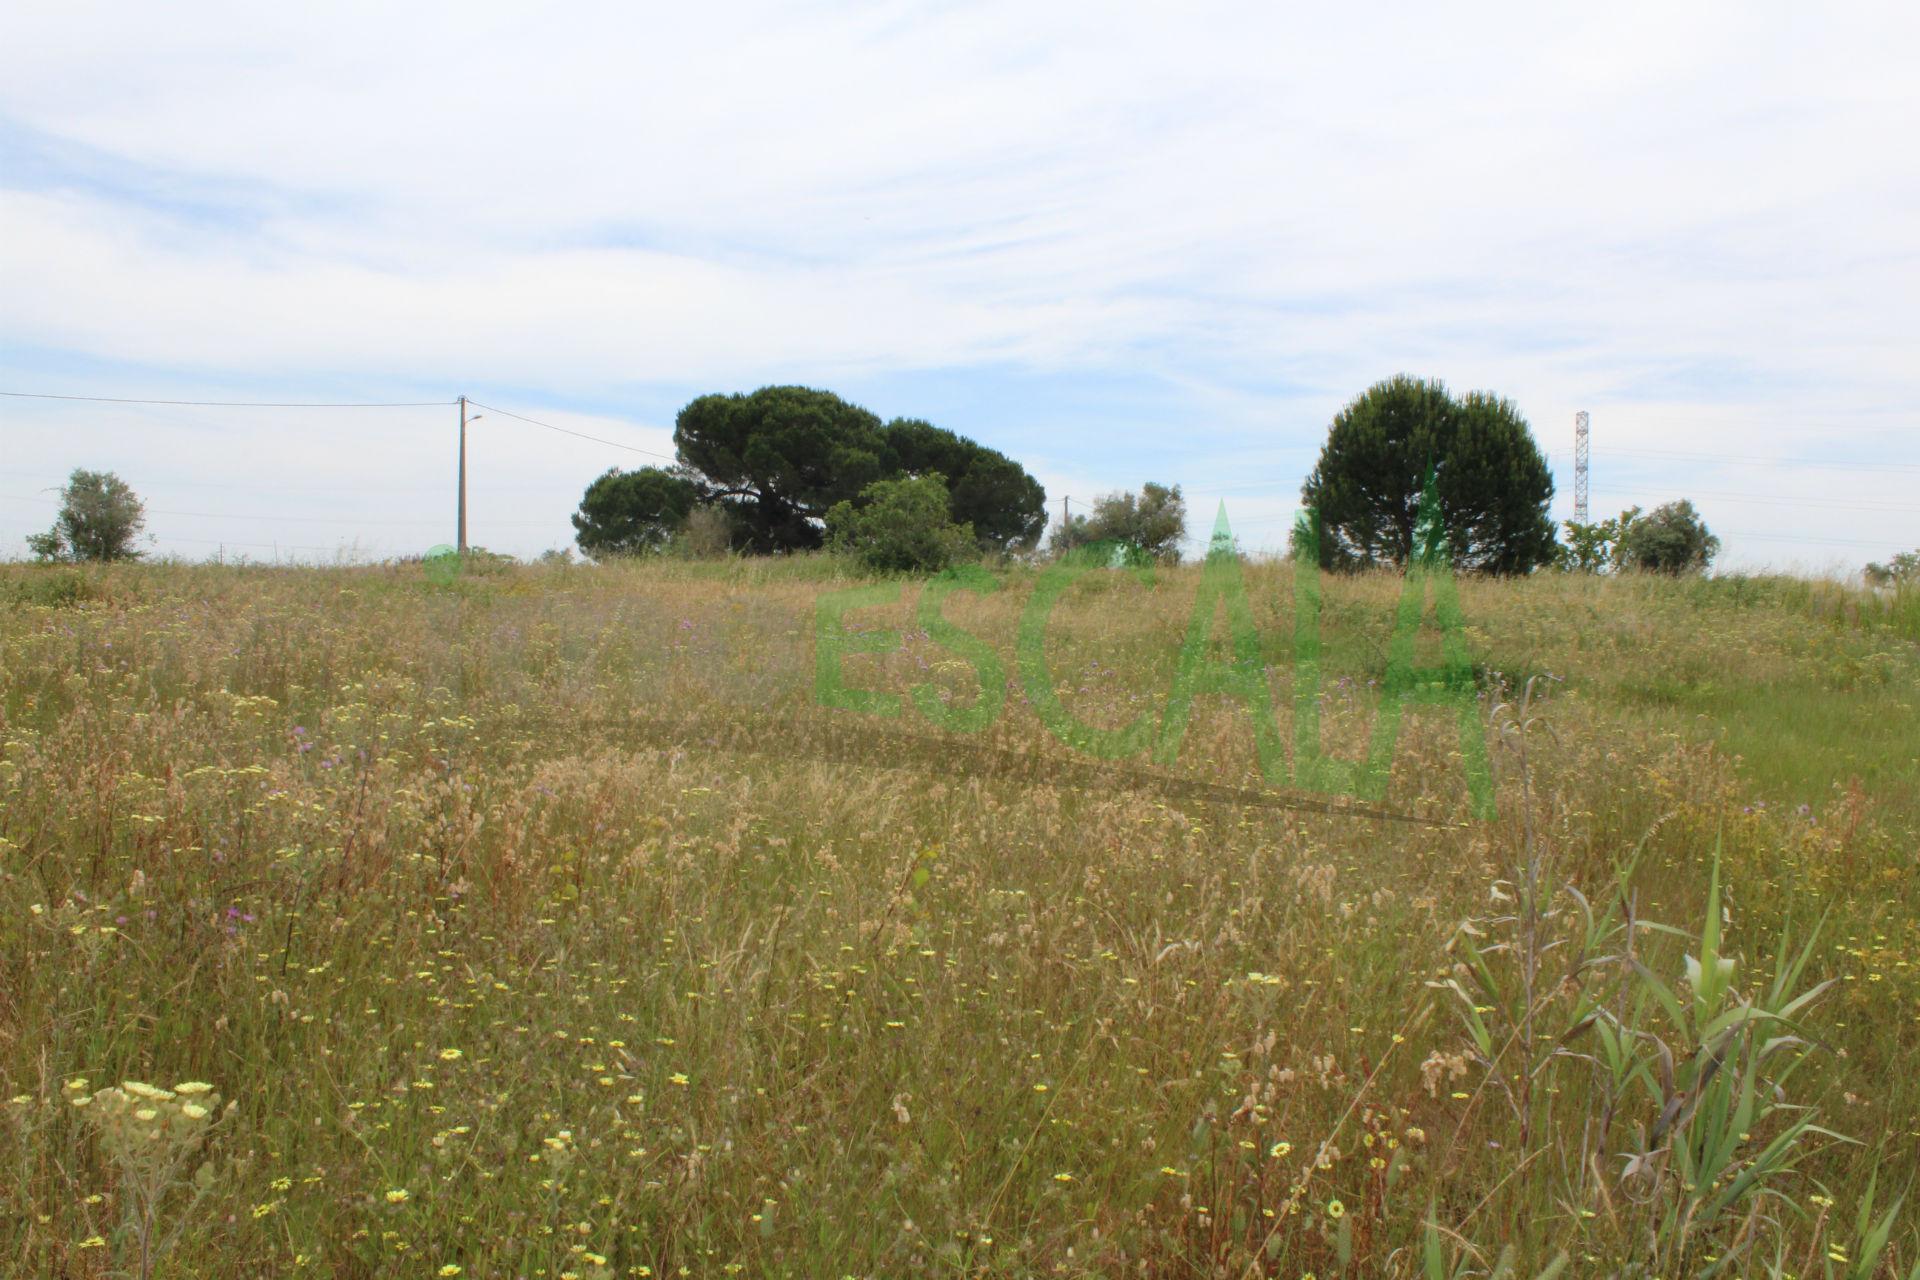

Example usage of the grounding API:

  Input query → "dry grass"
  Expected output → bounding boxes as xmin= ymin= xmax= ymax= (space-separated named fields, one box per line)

xmin=0 ymin=555 xmax=1915 ymax=1277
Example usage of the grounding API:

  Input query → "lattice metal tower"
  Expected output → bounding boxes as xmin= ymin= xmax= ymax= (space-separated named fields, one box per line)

xmin=1573 ymin=410 xmax=1590 ymax=524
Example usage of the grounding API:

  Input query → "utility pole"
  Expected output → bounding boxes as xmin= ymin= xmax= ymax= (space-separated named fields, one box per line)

xmin=1061 ymin=495 xmax=1071 ymax=536
xmin=457 ymin=395 xmax=469 ymax=555
xmin=1573 ymin=410 xmax=1590 ymax=524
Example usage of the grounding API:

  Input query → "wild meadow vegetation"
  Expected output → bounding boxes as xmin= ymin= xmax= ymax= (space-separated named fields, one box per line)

xmin=1 ymin=556 xmax=1916 ymax=1278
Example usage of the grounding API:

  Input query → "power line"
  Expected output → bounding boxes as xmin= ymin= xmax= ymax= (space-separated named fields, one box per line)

xmin=4 ymin=392 xmax=681 ymax=552
xmin=1200 ymin=478 xmax=1301 ymax=496
xmin=0 ymin=390 xmax=452 ymax=408
xmin=1596 ymin=487 xmax=1914 ymax=514
xmin=7 ymin=383 xmax=1909 ymax=556
xmin=0 ymin=493 xmax=555 ymax=527
xmin=466 ymin=400 xmax=678 ymax=463
xmin=1209 ymin=448 xmax=1920 ymax=499
xmin=1572 ymin=445 xmax=1920 ymax=475
xmin=158 ymin=534 xmax=376 ymax=552
xmin=1202 ymin=486 xmax=1916 ymax=522
xmin=1216 ymin=512 xmax=1306 ymax=528
xmin=11 ymin=472 xmax=558 ymax=499
xmin=1720 ymin=530 xmax=1899 ymax=550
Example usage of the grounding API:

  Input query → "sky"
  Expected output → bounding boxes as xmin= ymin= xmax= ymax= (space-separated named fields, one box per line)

xmin=1 ymin=1 xmax=1915 ymax=569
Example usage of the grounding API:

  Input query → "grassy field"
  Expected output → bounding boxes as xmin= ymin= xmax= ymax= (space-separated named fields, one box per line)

xmin=2 ymin=555 xmax=1916 ymax=1278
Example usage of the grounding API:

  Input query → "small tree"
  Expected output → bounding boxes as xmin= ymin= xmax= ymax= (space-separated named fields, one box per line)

xmin=1557 ymin=514 xmax=1627 ymax=573
xmin=1864 ymin=550 xmax=1919 ymax=587
xmin=668 ymin=504 xmax=734 ymax=559
xmin=1052 ymin=482 xmax=1187 ymax=562
xmin=571 ymin=467 xmax=701 ymax=558
xmin=1615 ymin=500 xmax=1718 ymax=574
xmin=1299 ymin=375 xmax=1557 ymax=573
xmin=826 ymin=473 xmax=976 ymax=573
xmin=29 ymin=468 xmax=148 ymax=562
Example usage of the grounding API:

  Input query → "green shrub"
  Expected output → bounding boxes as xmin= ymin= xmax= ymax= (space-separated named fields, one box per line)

xmin=1864 ymin=549 xmax=1919 ymax=587
xmin=1051 ymin=482 xmax=1187 ymax=563
xmin=1617 ymin=499 xmax=1719 ymax=573
xmin=825 ymin=473 xmax=976 ymax=574
xmin=0 ymin=566 xmax=97 ymax=608
xmin=666 ymin=504 xmax=735 ymax=560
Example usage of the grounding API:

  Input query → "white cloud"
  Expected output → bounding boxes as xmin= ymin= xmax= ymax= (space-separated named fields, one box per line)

xmin=1 ymin=0 xmax=1915 ymax=565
